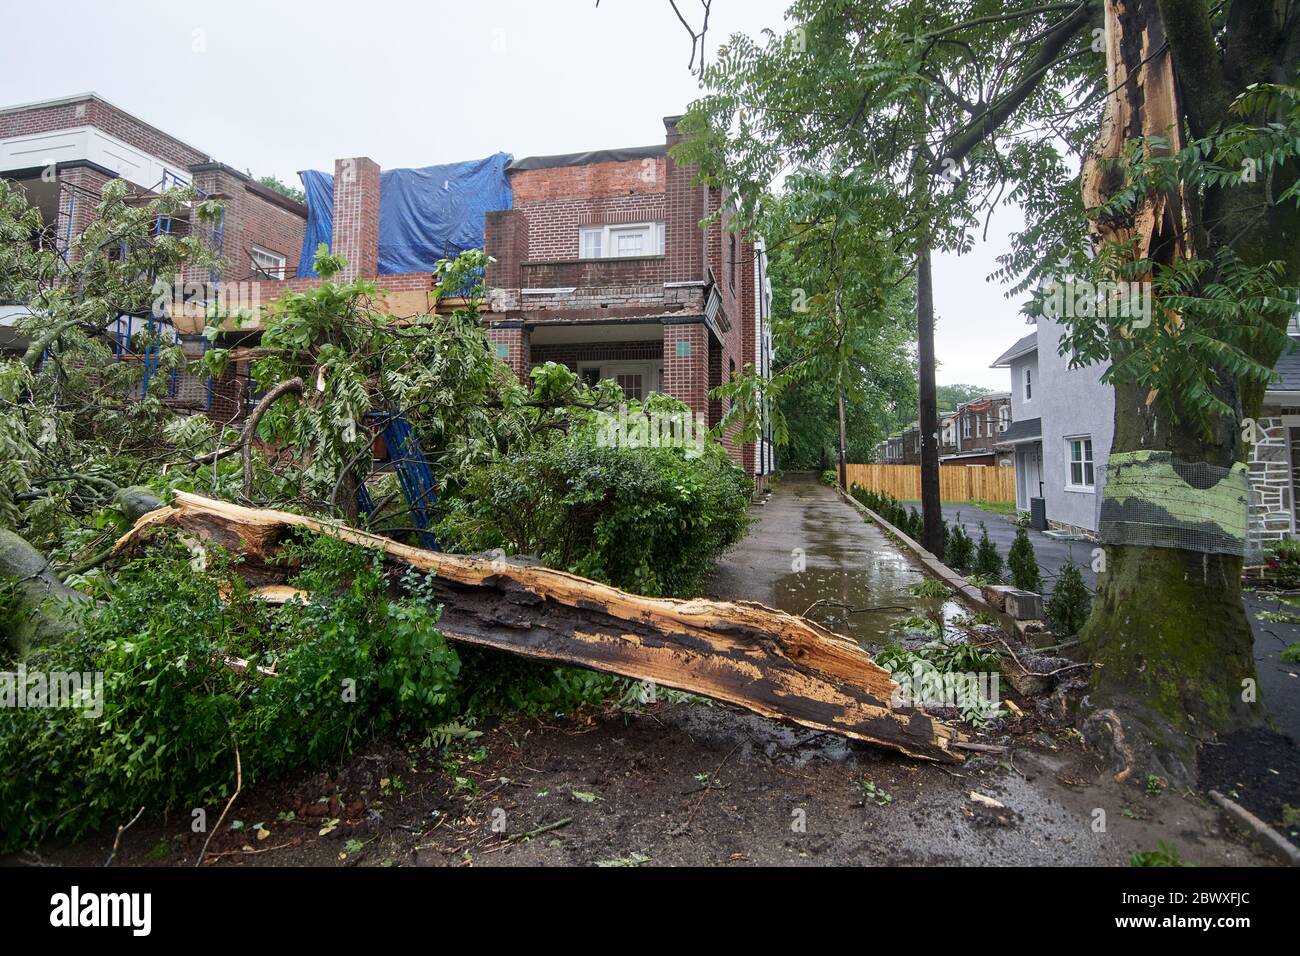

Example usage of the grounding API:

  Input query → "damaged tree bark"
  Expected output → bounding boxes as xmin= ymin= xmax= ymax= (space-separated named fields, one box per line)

xmin=113 ymin=492 xmax=964 ymax=762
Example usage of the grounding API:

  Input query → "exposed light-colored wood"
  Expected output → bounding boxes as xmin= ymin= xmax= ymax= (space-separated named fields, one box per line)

xmin=114 ymin=492 xmax=965 ymax=762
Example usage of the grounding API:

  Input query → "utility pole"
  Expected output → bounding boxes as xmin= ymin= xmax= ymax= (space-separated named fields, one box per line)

xmin=916 ymin=236 xmax=944 ymax=557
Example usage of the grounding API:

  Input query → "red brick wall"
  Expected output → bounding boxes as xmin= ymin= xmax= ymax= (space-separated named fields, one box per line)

xmin=332 ymin=157 xmax=380 ymax=279
xmin=54 ymin=165 xmax=115 ymax=260
xmin=486 ymin=326 xmax=530 ymax=379
xmin=187 ymin=167 xmax=305 ymax=284
xmin=662 ymin=322 xmax=708 ymax=416
xmin=510 ymin=157 xmax=666 ymax=262
xmin=664 ymin=118 xmax=704 ymax=284
xmin=240 ymin=190 xmax=305 ymax=277
xmin=485 ymin=209 xmax=530 ymax=288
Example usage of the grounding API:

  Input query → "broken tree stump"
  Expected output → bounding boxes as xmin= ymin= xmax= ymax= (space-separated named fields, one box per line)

xmin=113 ymin=492 xmax=964 ymax=762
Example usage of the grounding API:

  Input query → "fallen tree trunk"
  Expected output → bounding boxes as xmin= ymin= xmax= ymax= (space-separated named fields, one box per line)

xmin=113 ymin=492 xmax=965 ymax=762
xmin=1 ymin=529 xmax=90 ymax=657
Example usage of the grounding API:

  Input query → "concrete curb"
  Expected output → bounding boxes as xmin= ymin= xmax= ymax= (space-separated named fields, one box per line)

xmin=1208 ymin=789 xmax=1300 ymax=866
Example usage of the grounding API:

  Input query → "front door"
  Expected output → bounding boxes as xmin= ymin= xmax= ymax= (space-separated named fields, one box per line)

xmin=1017 ymin=442 xmax=1043 ymax=511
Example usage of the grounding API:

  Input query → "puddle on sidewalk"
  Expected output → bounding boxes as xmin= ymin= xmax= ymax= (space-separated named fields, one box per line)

xmin=768 ymin=497 xmax=967 ymax=647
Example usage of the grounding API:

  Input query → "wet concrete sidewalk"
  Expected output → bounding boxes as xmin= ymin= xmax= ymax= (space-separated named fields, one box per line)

xmin=695 ymin=472 xmax=1271 ymax=866
xmin=708 ymin=472 xmax=937 ymax=644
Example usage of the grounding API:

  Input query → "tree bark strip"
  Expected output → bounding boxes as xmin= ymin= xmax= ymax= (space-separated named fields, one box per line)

xmin=113 ymin=492 xmax=965 ymax=762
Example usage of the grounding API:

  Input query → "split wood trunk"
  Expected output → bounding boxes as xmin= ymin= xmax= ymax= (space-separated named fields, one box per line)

xmin=113 ymin=492 xmax=964 ymax=762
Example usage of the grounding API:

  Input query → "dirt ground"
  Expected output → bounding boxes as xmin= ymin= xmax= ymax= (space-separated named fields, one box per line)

xmin=10 ymin=473 xmax=1279 ymax=868
xmin=17 ymin=699 xmax=1269 ymax=868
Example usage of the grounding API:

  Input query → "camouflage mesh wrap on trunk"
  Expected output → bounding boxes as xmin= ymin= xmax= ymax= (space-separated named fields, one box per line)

xmin=1098 ymin=451 xmax=1249 ymax=557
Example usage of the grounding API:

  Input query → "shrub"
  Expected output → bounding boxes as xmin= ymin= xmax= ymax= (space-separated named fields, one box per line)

xmin=1046 ymin=562 xmax=1093 ymax=636
xmin=0 ymin=535 xmax=464 ymax=852
xmin=1007 ymin=526 xmax=1043 ymax=592
xmin=945 ymin=519 xmax=975 ymax=573
xmin=973 ymin=523 xmax=1004 ymax=581
xmin=1265 ymin=539 xmax=1300 ymax=587
xmin=435 ymin=415 xmax=752 ymax=598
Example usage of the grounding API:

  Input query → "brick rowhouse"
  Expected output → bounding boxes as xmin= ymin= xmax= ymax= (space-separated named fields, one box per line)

xmin=483 ymin=115 xmax=772 ymax=480
xmin=1 ymin=95 xmax=774 ymax=481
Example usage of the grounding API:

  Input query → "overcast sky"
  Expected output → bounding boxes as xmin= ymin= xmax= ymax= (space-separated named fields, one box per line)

xmin=0 ymin=0 xmax=1029 ymax=390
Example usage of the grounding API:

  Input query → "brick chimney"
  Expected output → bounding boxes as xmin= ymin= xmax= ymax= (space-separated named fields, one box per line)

xmin=332 ymin=156 xmax=380 ymax=279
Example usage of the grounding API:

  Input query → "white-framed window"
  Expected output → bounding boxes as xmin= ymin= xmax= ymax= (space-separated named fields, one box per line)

xmin=963 ymin=416 xmax=972 ymax=438
xmin=998 ymin=405 xmax=1010 ymax=432
xmin=1066 ymin=436 xmax=1095 ymax=490
xmin=975 ymin=416 xmax=982 ymax=437
xmin=250 ymin=245 xmax=287 ymax=280
xmin=578 ymin=222 xmax=665 ymax=260
xmin=1023 ymin=366 xmax=1033 ymax=401
xmin=578 ymin=362 xmax=662 ymax=401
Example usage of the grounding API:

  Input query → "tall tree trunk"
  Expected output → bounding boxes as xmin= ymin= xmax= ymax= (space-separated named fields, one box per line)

xmin=916 ymin=237 xmax=944 ymax=557
xmin=1077 ymin=0 xmax=1298 ymax=781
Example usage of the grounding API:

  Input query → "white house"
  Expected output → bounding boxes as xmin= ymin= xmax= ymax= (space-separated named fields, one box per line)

xmin=992 ymin=318 xmax=1300 ymax=557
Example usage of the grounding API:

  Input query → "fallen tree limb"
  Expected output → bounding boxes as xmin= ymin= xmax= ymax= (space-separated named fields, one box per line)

xmin=114 ymin=492 xmax=965 ymax=762
xmin=0 ymin=528 xmax=91 ymax=657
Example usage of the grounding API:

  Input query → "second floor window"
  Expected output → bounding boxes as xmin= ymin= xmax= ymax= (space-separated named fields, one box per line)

xmin=998 ymin=406 xmax=1010 ymax=431
xmin=250 ymin=245 xmax=286 ymax=280
xmin=963 ymin=416 xmax=972 ymax=438
xmin=1023 ymin=367 xmax=1033 ymax=401
xmin=579 ymin=222 xmax=665 ymax=260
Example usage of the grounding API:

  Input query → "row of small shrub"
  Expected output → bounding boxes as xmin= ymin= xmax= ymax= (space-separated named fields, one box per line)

xmin=849 ymin=483 xmax=1092 ymax=637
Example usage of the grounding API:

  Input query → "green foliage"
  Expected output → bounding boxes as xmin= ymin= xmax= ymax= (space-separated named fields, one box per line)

xmin=1280 ymin=642 xmax=1300 ymax=664
xmin=850 ymin=484 xmax=915 ymax=536
xmin=860 ymin=780 xmax=893 ymax=806
xmin=875 ymin=639 xmax=1004 ymax=726
xmin=1265 ymin=539 xmax=1300 ymax=588
xmin=945 ymin=519 xmax=976 ymax=574
xmin=1046 ymin=562 xmax=1092 ymax=637
xmin=255 ymin=174 xmax=306 ymax=205
xmin=0 ymin=176 xmax=222 ymax=549
xmin=909 ymin=578 xmax=951 ymax=600
xmin=704 ymin=169 xmax=916 ymax=464
xmin=435 ymin=396 xmax=751 ymax=597
xmin=1007 ymin=526 xmax=1043 ymax=593
xmin=0 ymin=528 xmax=636 ymax=852
xmin=1129 ymin=841 xmax=1191 ymax=868
xmin=0 ymin=534 xmax=463 ymax=851
xmin=973 ymin=523 xmax=1003 ymax=582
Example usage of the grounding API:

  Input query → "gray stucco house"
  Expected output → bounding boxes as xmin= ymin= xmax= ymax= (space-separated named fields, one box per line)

xmin=991 ymin=315 xmax=1114 ymax=536
xmin=992 ymin=319 xmax=1300 ymax=556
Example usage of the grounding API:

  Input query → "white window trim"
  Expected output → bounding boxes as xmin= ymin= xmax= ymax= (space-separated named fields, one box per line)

xmin=578 ymin=361 xmax=664 ymax=400
xmin=578 ymin=222 xmax=665 ymax=260
xmin=250 ymin=244 xmax=287 ymax=280
xmin=1022 ymin=366 xmax=1034 ymax=402
xmin=1064 ymin=434 xmax=1096 ymax=492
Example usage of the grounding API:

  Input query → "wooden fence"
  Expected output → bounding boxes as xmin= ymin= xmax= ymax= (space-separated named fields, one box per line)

xmin=844 ymin=463 xmax=1016 ymax=503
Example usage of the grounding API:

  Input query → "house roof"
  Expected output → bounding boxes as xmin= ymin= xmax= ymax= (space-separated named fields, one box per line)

xmin=997 ymin=417 xmax=1042 ymax=445
xmin=990 ymin=332 xmax=1037 ymax=368
xmin=1270 ymin=346 xmax=1300 ymax=392
xmin=508 ymin=145 xmax=665 ymax=172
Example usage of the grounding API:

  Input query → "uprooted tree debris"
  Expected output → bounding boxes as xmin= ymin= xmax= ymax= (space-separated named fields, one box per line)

xmin=110 ymin=491 xmax=964 ymax=763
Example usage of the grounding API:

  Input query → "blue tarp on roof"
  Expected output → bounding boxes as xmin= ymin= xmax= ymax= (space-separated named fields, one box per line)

xmin=296 ymin=153 xmax=513 ymax=278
